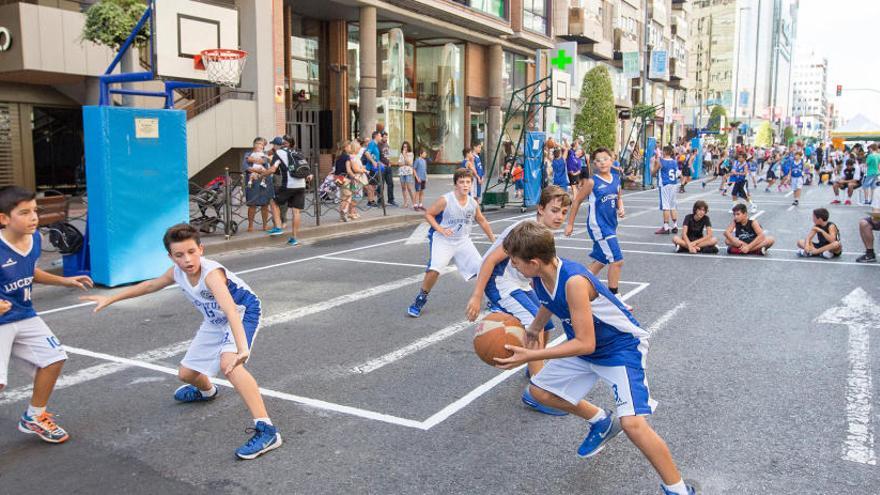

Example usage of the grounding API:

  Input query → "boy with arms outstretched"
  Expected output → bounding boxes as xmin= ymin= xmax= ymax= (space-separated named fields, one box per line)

xmin=0 ymin=186 xmax=94 ymax=443
xmin=496 ymin=221 xmax=696 ymax=495
xmin=81 ymin=224 xmax=281 ymax=459
xmin=407 ymin=169 xmax=495 ymax=317
xmin=564 ymin=148 xmax=631 ymax=311
xmin=466 ymin=185 xmax=585 ymax=416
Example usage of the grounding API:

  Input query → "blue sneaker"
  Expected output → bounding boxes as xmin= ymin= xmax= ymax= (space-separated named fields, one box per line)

xmin=407 ymin=293 xmax=428 ymax=317
xmin=173 ymin=384 xmax=218 ymax=403
xmin=521 ymin=386 xmax=568 ymax=416
xmin=235 ymin=421 xmax=282 ymax=460
xmin=286 ymin=237 xmax=299 ymax=247
xmin=660 ymin=483 xmax=697 ymax=495
xmin=577 ymin=409 xmax=622 ymax=458
xmin=266 ymin=227 xmax=283 ymax=237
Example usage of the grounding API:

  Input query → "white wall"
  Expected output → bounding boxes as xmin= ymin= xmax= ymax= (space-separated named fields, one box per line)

xmin=187 ymin=99 xmax=257 ymax=177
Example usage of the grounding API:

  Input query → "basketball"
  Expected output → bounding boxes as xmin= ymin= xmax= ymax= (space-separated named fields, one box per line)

xmin=473 ymin=312 xmax=526 ymax=366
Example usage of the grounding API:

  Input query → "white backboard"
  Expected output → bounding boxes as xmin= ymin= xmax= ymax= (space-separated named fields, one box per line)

xmin=551 ymin=70 xmax=571 ymax=109
xmin=153 ymin=0 xmax=239 ymax=82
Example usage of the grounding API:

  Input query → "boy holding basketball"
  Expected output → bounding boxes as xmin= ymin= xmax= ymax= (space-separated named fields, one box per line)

xmin=407 ymin=169 xmax=495 ymax=317
xmin=496 ymin=221 xmax=696 ymax=495
xmin=81 ymin=223 xmax=281 ymax=460
xmin=466 ymin=185 xmax=582 ymax=416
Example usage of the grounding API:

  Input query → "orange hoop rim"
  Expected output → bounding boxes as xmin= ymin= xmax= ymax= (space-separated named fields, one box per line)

xmin=200 ymin=48 xmax=248 ymax=60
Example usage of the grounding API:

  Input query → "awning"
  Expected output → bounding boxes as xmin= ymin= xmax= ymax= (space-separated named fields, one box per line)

xmin=830 ymin=114 xmax=880 ymax=141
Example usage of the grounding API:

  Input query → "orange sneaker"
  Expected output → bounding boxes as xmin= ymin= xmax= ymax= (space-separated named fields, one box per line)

xmin=18 ymin=411 xmax=69 ymax=443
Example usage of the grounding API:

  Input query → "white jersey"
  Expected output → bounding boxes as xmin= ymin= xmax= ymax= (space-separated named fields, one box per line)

xmin=428 ymin=191 xmax=478 ymax=242
xmin=173 ymin=258 xmax=261 ymax=328
xmin=484 ymin=219 xmax=531 ymax=293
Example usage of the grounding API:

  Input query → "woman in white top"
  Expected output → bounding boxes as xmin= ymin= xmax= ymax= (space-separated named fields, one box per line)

xmin=398 ymin=141 xmax=415 ymax=208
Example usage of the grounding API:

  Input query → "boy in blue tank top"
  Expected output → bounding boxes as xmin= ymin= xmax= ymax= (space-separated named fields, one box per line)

xmin=496 ymin=221 xmax=696 ymax=495
xmin=651 ymin=145 xmax=680 ymax=234
xmin=82 ymin=223 xmax=281 ymax=460
xmin=0 ymin=186 xmax=95 ymax=444
xmin=564 ymin=148 xmax=631 ymax=311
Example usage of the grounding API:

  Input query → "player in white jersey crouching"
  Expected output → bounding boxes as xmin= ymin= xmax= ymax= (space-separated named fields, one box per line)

xmin=408 ymin=169 xmax=495 ymax=317
xmin=82 ymin=224 xmax=281 ymax=460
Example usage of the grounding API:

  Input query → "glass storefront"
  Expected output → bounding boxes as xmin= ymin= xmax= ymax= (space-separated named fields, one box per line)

xmin=450 ymin=0 xmax=505 ymax=18
xmin=290 ymin=17 xmax=321 ymax=104
xmin=414 ymin=43 xmax=465 ymax=163
xmin=501 ymin=51 xmax=531 ymax=146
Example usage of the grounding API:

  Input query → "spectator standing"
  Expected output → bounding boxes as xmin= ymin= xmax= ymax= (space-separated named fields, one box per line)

xmin=267 ymin=135 xmax=312 ymax=247
xmin=379 ymin=131 xmax=397 ymax=206
xmin=333 ymin=142 xmax=354 ymax=222
xmin=413 ymin=148 xmax=428 ymax=211
xmin=363 ymin=132 xmax=382 ymax=207
xmin=398 ymin=141 xmax=415 ymax=208
xmin=863 ymin=144 xmax=880 ymax=204
xmin=564 ymin=140 xmax=583 ymax=196
xmin=242 ymin=137 xmax=274 ymax=233
xmin=472 ymin=141 xmax=486 ymax=200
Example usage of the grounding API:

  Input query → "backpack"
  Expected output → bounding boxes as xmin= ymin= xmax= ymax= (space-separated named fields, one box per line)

xmin=285 ymin=149 xmax=312 ymax=179
xmin=45 ymin=222 xmax=84 ymax=255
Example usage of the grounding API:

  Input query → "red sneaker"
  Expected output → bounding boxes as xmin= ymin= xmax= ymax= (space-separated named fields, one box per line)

xmin=655 ymin=227 xmax=671 ymax=235
xmin=845 ymin=200 xmax=852 ymax=205
xmin=830 ymin=199 xmax=841 ymax=204
xmin=727 ymin=246 xmax=744 ymax=255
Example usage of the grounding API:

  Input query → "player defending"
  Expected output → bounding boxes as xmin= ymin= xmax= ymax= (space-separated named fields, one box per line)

xmin=652 ymin=145 xmax=680 ymax=234
xmin=564 ymin=148 xmax=631 ymax=311
xmin=407 ymin=169 xmax=495 ymax=317
xmin=496 ymin=221 xmax=697 ymax=495
xmin=466 ymin=186 xmax=574 ymax=415
xmin=81 ymin=224 xmax=281 ymax=460
xmin=0 ymin=186 xmax=94 ymax=444
xmin=724 ymin=204 xmax=775 ymax=255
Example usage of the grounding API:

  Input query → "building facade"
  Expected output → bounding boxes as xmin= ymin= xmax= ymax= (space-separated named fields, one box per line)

xmin=790 ymin=51 xmax=828 ymax=139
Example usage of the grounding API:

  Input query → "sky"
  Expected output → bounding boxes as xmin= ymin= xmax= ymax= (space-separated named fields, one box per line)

xmin=795 ymin=0 xmax=880 ymax=126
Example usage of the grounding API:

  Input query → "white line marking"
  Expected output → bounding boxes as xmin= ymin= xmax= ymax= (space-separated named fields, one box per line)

xmin=621 ymin=209 xmax=656 ymax=220
xmin=750 ymin=210 xmax=765 ymax=220
xmin=405 ymin=222 xmax=431 ymax=245
xmin=551 ymin=237 xmax=865 ymax=256
xmin=549 ymin=244 xmax=880 ymax=267
xmin=349 ymin=315 xmax=487 ymax=374
xmin=787 ymin=205 xmax=796 ymax=211
xmin=261 ymin=266 xmax=456 ymax=327
xmin=419 ymin=284 xmax=648 ymax=429
xmin=62 ymin=345 xmax=427 ymax=430
xmin=785 ymin=190 xmax=794 ymax=197
xmin=0 ymin=340 xmax=191 ymax=405
xmin=320 ymin=256 xmax=427 ymax=269
xmin=816 ymin=288 xmax=878 ymax=466
xmin=647 ymin=302 xmax=687 ymax=336
xmin=37 ymin=301 xmax=95 ymax=316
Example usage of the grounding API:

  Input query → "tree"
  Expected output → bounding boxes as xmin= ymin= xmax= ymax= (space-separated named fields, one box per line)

xmin=573 ymin=66 xmax=617 ymax=154
xmin=82 ymin=0 xmax=150 ymax=50
xmin=707 ymin=105 xmax=728 ymax=146
xmin=754 ymin=121 xmax=774 ymax=147
xmin=783 ymin=126 xmax=795 ymax=144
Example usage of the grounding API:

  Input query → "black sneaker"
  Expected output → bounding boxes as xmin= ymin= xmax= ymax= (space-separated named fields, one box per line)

xmin=856 ymin=253 xmax=877 ymax=263
xmin=671 ymin=227 xmax=679 ymax=234
xmin=702 ymin=245 xmax=719 ymax=254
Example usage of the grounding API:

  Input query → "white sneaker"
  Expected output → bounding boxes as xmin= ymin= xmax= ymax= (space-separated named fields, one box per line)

xmin=796 ymin=248 xmax=807 ymax=257
xmin=749 ymin=203 xmax=758 ymax=213
xmin=822 ymin=251 xmax=834 ymax=259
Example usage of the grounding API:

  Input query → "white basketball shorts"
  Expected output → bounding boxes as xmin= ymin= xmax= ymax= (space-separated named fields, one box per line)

xmin=0 ymin=317 xmax=67 ymax=387
xmin=426 ymin=236 xmax=481 ymax=281
xmin=658 ymin=184 xmax=678 ymax=211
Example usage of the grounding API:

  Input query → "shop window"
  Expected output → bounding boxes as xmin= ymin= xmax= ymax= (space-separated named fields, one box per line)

xmin=449 ymin=0 xmax=506 ymax=18
xmin=414 ymin=43 xmax=465 ymax=164
xmin=290 ymin=17 xmax=321 ymax=103
xmin=503 ymin=51 xmax=529 ymax=100
xmin=522 ymin=0 xmax=547 ymax=34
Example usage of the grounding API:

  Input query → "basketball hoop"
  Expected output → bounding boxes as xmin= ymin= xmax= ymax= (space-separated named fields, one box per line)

xmin=196 ymin=49 xmax=247 ymax=87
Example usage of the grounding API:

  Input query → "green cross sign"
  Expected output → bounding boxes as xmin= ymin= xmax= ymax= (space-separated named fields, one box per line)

xmin=551 ymin=49 xmax=573 ymax=71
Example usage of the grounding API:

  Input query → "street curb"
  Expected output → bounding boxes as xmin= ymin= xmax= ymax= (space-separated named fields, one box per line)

xmin=202 ymin=212 xmax=426 ymax=256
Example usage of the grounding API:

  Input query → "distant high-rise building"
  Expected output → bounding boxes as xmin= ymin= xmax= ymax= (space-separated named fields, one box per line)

xmin=791 ymin=51 xmax=828 ymax=139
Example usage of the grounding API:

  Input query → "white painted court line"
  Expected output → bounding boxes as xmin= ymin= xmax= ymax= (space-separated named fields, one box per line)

xmin=551 ymin=243 xmax=880 ymax=267
xmin=786 ymin=205 xmax=796 ymax=212
xmin=349 ymin=316 xmax=487 ymax=375
xmin=261 ymin=266 xmax=456 ymax=327
xmin=647 ymin=302 xmax=687 ymax=336
xmin=320 ymin=256 xmax=427 ymax=269
xmin=552 ymin=237 xmax=865 ymax=257
xmin=348 ymin=280 xmax=648 ymax=376
xmin=785 ymin=190 xmax=794 ymax=198
xmin=62 ymin=345 xmax=427 ymax=430
xmin=750 ymin=210 xmax=765 ymax=220
xmin=419 ymin=284 xmax=648 ymax=430
xmin=405 ymin=222 xmax=431 ymax=244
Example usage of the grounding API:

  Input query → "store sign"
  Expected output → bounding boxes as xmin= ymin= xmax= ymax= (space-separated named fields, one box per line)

xmin=648 ymin=50 xmax=668 ymax=79
xmin=0 ymin=27 xmax=11 ymax=52
xmin=622 ymin=52 xmax=640 ymax=78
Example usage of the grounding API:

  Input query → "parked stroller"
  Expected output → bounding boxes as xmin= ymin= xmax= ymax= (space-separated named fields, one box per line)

xmin=318 ymin=173 xmax=340 ymax=203
xmin=190 ymin=176 xmax=239 ymax=234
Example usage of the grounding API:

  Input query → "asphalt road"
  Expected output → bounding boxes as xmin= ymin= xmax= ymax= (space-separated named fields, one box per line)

xmin=1 ymin=180 xmax=879 ymax=494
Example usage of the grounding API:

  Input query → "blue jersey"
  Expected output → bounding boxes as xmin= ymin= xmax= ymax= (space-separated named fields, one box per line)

xmin=474 ymin=155 xmax=484 ymax=178
xmin=533 ymin=258 xmax=648 ymax=367
xmin=732 ymin=161 xmax=747 ymax=182
xmin=781 ymin=156 xmax=793 ymax=175
xmin=0 ymin=232 xmax=40 ymax=325
xmin=790 ymin=160 xmax=805 ymax=178
xmin=658 ymin=158 xmax=678 ymax=185
xmin=586 ymin=173 xmax=620 ymax=240
xmin=748 ymin=160 xmax=758 ymax=172
xmin=552 ymin=158 xmax=569 ymax=187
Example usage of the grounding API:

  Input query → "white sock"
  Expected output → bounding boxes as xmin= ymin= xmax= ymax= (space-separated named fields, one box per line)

xmin=254 ymin=417 xmax=273 ymax=426
xmin=587 ymin=409 xmax=608 ymax=424
xmin=663 ymin=223 xmax=669 ymax=230
xmin=27 ymin=404 xmax=46 ymax=418
xmin=672 ymin=220 xmax=678 ymax=228
xmin=201 ymin=385 xmax=217 ymax=397
xmin=662 ymin=480 xmax=689 ymax=495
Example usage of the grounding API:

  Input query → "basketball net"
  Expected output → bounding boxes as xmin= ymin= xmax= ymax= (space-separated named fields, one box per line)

xmin=199 ymin=49 xmax=248 ymax=87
